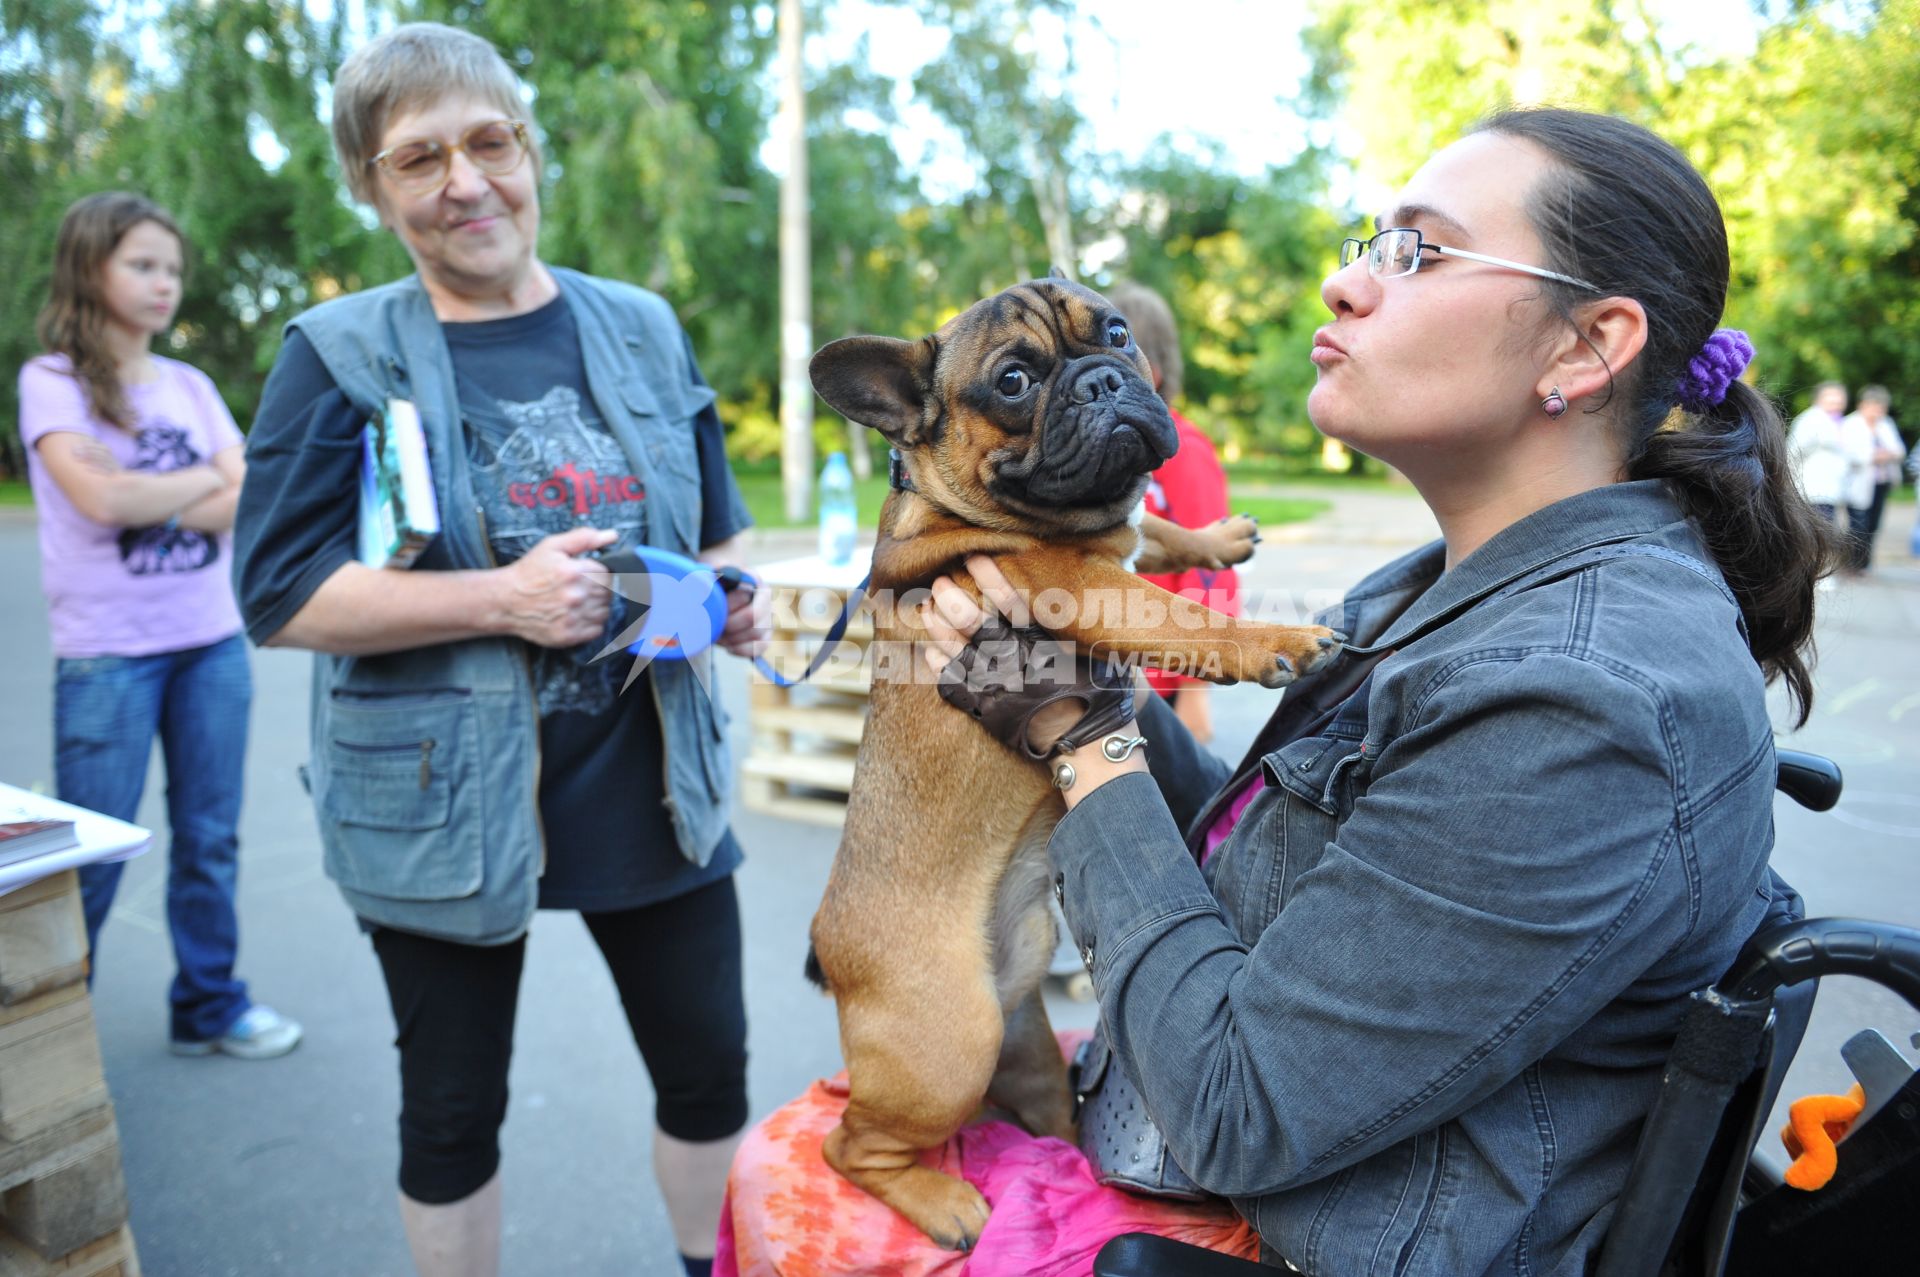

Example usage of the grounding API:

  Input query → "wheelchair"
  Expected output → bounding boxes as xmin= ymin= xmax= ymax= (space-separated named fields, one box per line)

xmin=1094 ymin=750 xmax=1920 ymax=1276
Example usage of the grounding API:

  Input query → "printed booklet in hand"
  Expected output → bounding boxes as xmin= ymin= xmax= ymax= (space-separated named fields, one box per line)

xmin=358 ymin=398 xmax=440 ymax=569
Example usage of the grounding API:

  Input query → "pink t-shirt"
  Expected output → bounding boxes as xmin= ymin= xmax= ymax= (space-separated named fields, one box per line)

xmin=1203 ymin=771 xmax=1266 ymax=865
xmin=19 ymin=354 xmax=245 ymax=658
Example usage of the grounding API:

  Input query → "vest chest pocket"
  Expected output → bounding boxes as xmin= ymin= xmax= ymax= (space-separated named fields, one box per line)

xmin=623 ymin=377 xmax=713 ymax=483
xmin=618 ymin=375 xmax=709 ymax=552
xmin=318 ymin=693 xmax=482 ymax=902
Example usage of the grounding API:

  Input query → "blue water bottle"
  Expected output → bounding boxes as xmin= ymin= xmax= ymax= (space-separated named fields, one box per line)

xmin=818 ymin=451 xmax=857 ymax=566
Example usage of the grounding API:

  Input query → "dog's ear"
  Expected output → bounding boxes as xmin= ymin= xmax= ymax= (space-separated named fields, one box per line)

xmin=810 ymin=336 xmax=937 ymax=448
xmin=1047 ymin=264 xmax=1075 ymax=282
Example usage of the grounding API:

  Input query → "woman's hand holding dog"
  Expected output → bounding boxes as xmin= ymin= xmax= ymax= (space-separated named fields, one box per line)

xmin=921 ymin=555 xmax=1150 ymax=807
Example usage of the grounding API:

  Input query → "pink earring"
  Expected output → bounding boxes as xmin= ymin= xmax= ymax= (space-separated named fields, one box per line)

xmin=1541 ymin=388 xmax=1568 ymax=419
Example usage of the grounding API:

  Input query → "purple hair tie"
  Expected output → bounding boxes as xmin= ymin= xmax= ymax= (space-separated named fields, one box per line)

xmin=1675 ymin=329 xmax=1754 ymax=411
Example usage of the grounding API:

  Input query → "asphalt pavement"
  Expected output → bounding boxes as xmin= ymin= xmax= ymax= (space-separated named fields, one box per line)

xmin=0 ymin=486 xmax=1913 ymax=1277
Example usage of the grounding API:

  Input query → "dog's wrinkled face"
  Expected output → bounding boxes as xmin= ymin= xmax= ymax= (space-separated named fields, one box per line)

xmin=809 ymin=279 xmax=1179 ymax=533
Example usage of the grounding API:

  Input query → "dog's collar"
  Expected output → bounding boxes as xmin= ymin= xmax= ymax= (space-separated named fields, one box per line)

xmin=888 ymin=449 xmax=916 ymax=492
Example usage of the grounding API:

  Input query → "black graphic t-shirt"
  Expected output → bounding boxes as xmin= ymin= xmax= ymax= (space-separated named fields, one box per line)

xmin=440 ymin=295 xmax=745 ymax=910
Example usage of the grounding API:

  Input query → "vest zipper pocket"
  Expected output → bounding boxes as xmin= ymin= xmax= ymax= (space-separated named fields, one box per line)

xmin=333 ymin=738 xmax=438 ymax=790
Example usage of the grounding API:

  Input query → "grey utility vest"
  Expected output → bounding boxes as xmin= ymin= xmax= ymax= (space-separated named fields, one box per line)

xmin=290 ymin=267 xmax=734 ymax=944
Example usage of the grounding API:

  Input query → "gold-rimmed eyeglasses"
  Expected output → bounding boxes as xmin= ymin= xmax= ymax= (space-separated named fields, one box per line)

xmin=367 ymin=119 xmax=530 ymax=194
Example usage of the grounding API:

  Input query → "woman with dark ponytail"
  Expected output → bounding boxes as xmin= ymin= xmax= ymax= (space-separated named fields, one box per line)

xmin=1473 ymin=108 xmax=1833 ymax=725
xmin=728 ymin=107 xmax=1841 ymax=1274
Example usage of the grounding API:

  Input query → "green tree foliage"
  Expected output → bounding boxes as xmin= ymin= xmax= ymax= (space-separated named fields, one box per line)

xmin=4 ymin=0 xmax=1910 ymax=482
xmin=1095 ymin=141 xmax=1345 ymax=460
xmin=808 ymin=49 xmax=926 ymax=345
xmin=1310 ymin=0 xmax=1672 ymax=191
xmin=1303 ymin=0 xmax=1918 ymax=415
xmin=412 ymin=0 xmax=780 ymax=400
xmin=112 ymin=2 xmax=407 ymax=388
xmin=1 ymin=0 xmax=400 ymax=476
xmin=1667 ymin=0 xmax=1920 ymax=402
xmin=904 ymin=0 xmax=1082 ymax=286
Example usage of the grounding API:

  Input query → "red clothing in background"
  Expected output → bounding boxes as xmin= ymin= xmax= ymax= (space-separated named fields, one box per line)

xmin=1141 ymin=410 xmax=1240 ymax=693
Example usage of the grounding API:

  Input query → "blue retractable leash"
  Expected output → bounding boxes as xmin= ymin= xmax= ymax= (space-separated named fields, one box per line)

xmin=595 ymin=545 xmax=868 ymax=687
xmin=720 ymin=563 xmax=870 ymax=688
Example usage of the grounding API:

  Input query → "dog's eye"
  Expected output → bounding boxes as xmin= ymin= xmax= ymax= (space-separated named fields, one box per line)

xmin=1106 ymin=320 xmax=1130 ymax=348
xmin=997 ymin=368 xmax=1031 ymax=398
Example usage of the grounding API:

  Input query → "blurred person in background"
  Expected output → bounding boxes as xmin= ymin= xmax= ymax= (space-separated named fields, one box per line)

xmin=18 ymin=191 xmax=301 ymax=1061
xmin=1106 ymin=280 xmax=1241 ymax=746
xmin=1842 ymin=385 xmax=1905 ymax=571
xmin=1787 ymin=380 xmax=1852 ymax=525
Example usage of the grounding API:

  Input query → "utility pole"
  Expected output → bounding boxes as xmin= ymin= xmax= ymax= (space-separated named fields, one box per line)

xmin=778 ymin=0 xmax=813 ymax=522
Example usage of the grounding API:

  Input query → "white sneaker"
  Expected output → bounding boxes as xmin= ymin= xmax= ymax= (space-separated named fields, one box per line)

xmin=171 ymin=1004 xmax=304 ymax=1060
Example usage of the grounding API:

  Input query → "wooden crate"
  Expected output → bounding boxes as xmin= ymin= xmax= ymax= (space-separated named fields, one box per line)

xmin=0 ymin=872 xmax=133 ymax=1272
xmin=739 ymin=572 xmax=875 ymax=828
xmin=0 ymin=875 xmax=88 ymax=1007
xmin=0 ymin=973 xmax=107 ymax=1145
xmin=0 ymin=1223 xmax=138 ymax=1277
xmin=0 ymin=1136 xmax=127 ymax=1264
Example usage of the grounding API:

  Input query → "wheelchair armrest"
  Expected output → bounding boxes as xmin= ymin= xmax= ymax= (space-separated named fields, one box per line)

xmin=1093 ymin=1234 xmax=1272 ymax=1276
xmin=1722 ymin=917 xmax=1920 ymax=1009
xmin=1774 ymin=750 xmax=1841 ymax=812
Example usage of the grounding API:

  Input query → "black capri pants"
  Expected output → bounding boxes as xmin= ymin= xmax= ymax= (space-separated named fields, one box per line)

xmin=370 ymin=874 xmax=748 ymax=1204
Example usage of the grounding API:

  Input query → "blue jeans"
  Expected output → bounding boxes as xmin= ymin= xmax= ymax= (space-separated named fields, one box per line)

xmin=55 ymin=634 xmax=253 ymax=1042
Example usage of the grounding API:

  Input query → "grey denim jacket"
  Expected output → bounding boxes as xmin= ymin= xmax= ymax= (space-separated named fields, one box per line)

xmin=238 ymin=269 xmax=741 ymax=945
xmin=1050 ymin=481 xmax=1800 ymax=1276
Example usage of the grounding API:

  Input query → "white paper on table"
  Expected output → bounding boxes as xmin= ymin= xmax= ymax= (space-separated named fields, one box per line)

xmin=749 ymin=546 xmax=874 ymax=592
xmin=0 ymin=782 xmax=152 ymax=898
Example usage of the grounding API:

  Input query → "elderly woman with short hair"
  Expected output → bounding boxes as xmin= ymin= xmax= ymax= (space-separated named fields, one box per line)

xmin=233 ymin=22 xmax=764 ymax=1277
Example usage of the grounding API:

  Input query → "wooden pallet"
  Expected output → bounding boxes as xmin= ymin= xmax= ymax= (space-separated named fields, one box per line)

xmin=0 ymin=875 xmax=88 ymax=1009
xmin=0 ymin=874 xmax=135 ymax=1272
xmin=740 ymin=574 xmax=875 ymax=828
xmin=0 ymin=1224 xmax=138 ymax=1277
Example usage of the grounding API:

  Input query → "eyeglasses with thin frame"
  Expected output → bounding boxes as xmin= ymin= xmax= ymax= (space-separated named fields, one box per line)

xmin=1339 ymin=228 xmax=1600 ymax=292
xmin=367 ymin=119 xmax=530 ymax=193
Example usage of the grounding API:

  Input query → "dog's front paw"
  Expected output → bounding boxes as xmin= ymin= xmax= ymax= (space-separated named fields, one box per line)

xmin=1256 ymin=655 xmax=1298 ymax=690
xmin=1303 ymin=627 xmax=1344 ymax=674
xmin=1250 ymin=626 xmax=1344 ymax=689
xmin=1189 ymin=513 xmax=1260 ymax=570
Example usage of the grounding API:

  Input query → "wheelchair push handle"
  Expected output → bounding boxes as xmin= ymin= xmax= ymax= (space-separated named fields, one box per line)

xmin=1724 ymin=917 xmax=1920 ymax=1011
xmin=1774 ymin=749 xmax=1842 ymax=812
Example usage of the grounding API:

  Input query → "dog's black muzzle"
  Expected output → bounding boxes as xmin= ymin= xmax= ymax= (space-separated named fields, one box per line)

xmin=1001 ymin=356 xmax=1178 ymax=508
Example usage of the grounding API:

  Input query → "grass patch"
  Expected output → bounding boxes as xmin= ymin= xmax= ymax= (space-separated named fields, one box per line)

xmin=1231 ymin=495 xmax=1330 ymax=525
xmin=0 ymin=467 xmax=1338 ymax=527
xmin=1223 ymin=462 xmax=1410 ymax=493
xmin=735 ymin=472 xmax=894 ymax=530
xmin=735 ymin=470 xmax=1328 ymax=530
